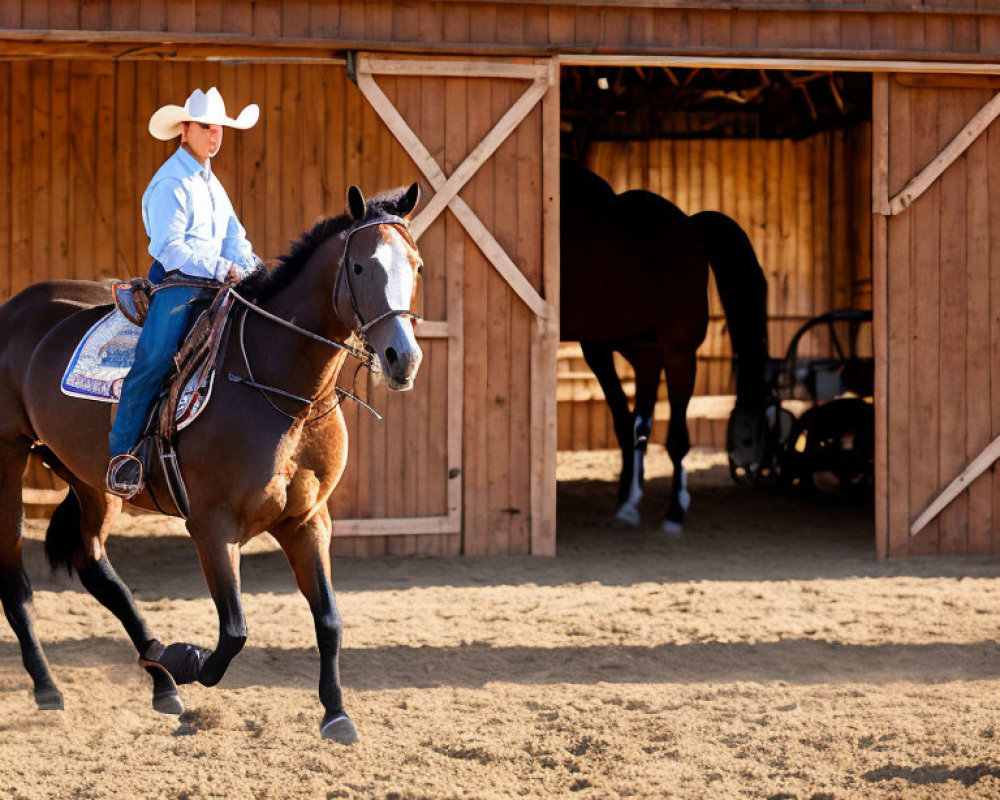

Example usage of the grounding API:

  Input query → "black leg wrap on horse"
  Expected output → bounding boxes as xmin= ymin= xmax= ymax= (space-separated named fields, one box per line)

xmin=159 ymin=642 xmax=213 ymax=685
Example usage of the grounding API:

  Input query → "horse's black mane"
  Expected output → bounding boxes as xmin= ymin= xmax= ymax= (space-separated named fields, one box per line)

xmin=238 ymin=188 xmax=411 ymax=303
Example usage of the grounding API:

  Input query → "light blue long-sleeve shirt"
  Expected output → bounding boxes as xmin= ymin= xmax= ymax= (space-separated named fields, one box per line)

xmin=141 ymin=146 xmax=256 ymax=281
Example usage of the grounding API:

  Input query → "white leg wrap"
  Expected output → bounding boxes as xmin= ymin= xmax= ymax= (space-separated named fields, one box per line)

xmin=616 ymin=501 xmax=641 ymax=527
xmin=677 ymin=467 xmax=691 ymax=511
xmin=615 ymin=449 xmax=644 ymax=526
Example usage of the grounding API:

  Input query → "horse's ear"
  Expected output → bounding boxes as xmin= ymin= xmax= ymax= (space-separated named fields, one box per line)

xmin=398 ymin=181 xmax=420 ymax=218
xmin=347 ymin=185 xmax=366 ymax=221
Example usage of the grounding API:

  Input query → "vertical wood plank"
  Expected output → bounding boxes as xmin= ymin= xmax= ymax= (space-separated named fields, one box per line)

xmin=415 ymin=68 xmax=447 ymax=555
xmin=363 ymin=1 xmax=392 ymax=41
xmin=30 ymin=61 xmax=51 ymax=292
xmin=386 ymin=73 xmax=419 ymax=557
xmin=166 ymin=0 xmax=195 ymax=32
xmin=908 ymin=85 xmax=941 ymax=556
xmin=966 ymin=123 xmax=992 ymax=554
xmin=138 ymin=0 xmax=166 ymax=31
xmin=0 ymin=63 xmax=10 ymax=302
xmin=110 ymin=0 xmax=138 ymax=30
xmin=280 ymin=65 xmax=302 ymax=258
xmin=21 ymin=0 xmax=48 ymax=27
xmin=886 ymin=76 xmax=912 ymax=558
xmin=444 ymin=74 xmax=466 ymax=557
xmin=486 ymin=77 xmax=512 ymax=556
xmin=513 ymin=94 xmax=539 ymax=554
xmin=195 ymin=0 xmax=223 ymax=32
xmin=0 ymin=2 xmax=21 ymax=27
xmin=281 ymin=0 xmax=310 ymax=37
xmin=95 ymin=62 xmax=115 ymax=282
xmin=990 ymin=121 xmax=1000 ymax=554
xmin=936 ymin=87 xmax=970 ymax=555
xmin=362 ymin=75 xmax=390 ymax=556
xmin=462 ymin=73 xmax=491 ymax=555
xmin=222 ymin=0 xmax=253 ymax=34
xmin=252 ymin=0 xmax=281 ymax=37
xmin=112 ymin=60 xmax=134 ymax=275
xmin=264 ymin=64 xmax=283 ymax=264
xmin=338 ymin=73 xmax=365 ymax=538
xmin=535 ymin=57 xmax=560 ymax=555
xmin=48 ymin=0 xmax=80 ymax=28
xmin=10 ymin=62 xmax=31 ymax=292
xmin=871 ymin=74 xmax=890 ymax=559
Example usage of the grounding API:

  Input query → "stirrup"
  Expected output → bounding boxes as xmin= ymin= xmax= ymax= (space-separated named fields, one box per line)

xmin=106 ymin=453 xmax=145 ymax=499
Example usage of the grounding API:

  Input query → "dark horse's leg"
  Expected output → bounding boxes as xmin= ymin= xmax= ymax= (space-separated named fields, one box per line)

xmin=158 ymin=508 xmax=247 ymax=690
xmin=272 ymin=507 xmax=357 ymax=744
xmin=44 ymin=479 xmax=182 ymax=714
xmin=662 ymin=345 xmax=698 ymax=534
xmin=619 ymin=345 xmax=664 ymax=527
xmin=581 ymin=343 xmax=641 ymax=523
xmin=0 ymin=439 xmax=62 ymax=710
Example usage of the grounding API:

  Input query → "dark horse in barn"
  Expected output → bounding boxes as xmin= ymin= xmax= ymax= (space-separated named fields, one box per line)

xmin=0 ymin=184 xmax=423 ymax=743
xmin=560 ymin=160 xmax=771 ymax=532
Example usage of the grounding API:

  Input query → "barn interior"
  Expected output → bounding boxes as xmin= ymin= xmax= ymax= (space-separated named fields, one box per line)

xmin=556 ymin=64 xmax=877 ymax=530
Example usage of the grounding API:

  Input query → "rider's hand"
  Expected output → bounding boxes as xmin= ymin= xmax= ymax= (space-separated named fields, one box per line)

xmin=225 ymin=264 xmax=245 ymax=285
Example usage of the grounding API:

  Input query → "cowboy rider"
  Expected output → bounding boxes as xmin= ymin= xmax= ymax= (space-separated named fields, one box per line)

xmin=106 ymin=87 xmax=261 ymax=498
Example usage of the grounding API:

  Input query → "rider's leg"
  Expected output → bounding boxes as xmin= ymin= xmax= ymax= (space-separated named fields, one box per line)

xmin=107 ymin=285 xmax=207 ymax=495
xmin=108 ymin=285 xmax=207 ymax=457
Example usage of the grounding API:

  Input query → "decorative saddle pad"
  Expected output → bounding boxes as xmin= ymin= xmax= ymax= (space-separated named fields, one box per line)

xmin=60 ymin=309 xmax=216 ymax=432
xmin=61 ymin=310 xmax=139 ymax=403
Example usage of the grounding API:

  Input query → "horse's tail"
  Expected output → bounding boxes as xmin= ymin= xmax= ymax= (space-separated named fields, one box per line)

xmin=40 ymin=446 xmax=83 ymax=575
xmin=690 ymin=210 xmax=771 ymax=411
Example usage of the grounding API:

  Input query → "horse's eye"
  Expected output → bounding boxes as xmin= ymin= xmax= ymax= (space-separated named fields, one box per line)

xmin=353 ymin=263 xmax=363 ymax=275
xmin=417 ymin=265 xmax=424 ymax=275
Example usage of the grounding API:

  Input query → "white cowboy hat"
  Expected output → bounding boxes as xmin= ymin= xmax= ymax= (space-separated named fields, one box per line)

xmin=148 ymin=87 xmax=259 ymax=141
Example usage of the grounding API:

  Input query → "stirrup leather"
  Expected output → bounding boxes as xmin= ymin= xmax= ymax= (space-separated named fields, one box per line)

xmin=106 ymin=453 xmax=145 ymax=499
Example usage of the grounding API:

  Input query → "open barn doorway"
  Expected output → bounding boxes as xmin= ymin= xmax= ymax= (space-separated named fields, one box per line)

xmin=555 ymin=62 xmax=877 ymax=556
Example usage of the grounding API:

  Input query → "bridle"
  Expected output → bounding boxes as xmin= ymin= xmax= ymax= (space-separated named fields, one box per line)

xmin=227 ymin=214 xmax=421 ymax=422
xmin=333 ymin=214 xmax=422 ymax=342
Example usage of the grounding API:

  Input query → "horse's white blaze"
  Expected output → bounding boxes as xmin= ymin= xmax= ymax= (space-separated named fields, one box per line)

xmin=365 ymin=232 xmax=422 ymax=390
xmin=373 ymin=239 xmax=414 ymax=313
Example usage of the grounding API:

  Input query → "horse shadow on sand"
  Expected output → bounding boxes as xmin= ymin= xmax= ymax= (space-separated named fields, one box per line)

xmin=3 ymin=636 xmax=1000 ymax=693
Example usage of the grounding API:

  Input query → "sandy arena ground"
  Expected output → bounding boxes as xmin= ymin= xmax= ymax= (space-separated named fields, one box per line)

xmin=2 ymin=447 xmax=1000 ymax=800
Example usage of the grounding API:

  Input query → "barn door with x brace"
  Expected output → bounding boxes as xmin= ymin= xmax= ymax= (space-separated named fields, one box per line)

xmin=332 ymin=55 xmax=559 ymax=555
xmin=873 ymin=73 xmax=1000 ymax=558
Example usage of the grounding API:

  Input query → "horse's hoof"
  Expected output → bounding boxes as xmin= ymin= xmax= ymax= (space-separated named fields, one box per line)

xmin=152 ymin=693 xmax=184 ymax=716
xmin=152 ymin=690 xmax=184 ymax=716
xmin=320 ymin=713 xmax=359 ymax=744
xmin=615 ymin=503 xmax=641 ymax=527
xmin=34 ymin=686 xmax=64 ymax=711
xmin=139 ymin=652 xmax=184 ymax=714
xmin=661 ymin=519 xmax=683 ymax=536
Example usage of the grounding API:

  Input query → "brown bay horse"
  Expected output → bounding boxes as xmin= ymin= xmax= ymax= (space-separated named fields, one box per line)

xmin=0 ymin=184 xmax=423 ymax=743
xmin=560 ymin=160 xmax=771 ymax=532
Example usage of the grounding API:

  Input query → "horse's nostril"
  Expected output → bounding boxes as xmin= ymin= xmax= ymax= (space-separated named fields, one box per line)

xmin=385 ymin=347 xmax=398 ymax=366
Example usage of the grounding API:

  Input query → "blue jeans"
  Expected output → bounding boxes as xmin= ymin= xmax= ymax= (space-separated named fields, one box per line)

xmin=108 ymin=285 xmax=208 ymax=458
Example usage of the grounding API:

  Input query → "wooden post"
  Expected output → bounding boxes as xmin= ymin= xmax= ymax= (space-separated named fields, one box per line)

xmin=871 ymin=73 xmax=890 ymax=559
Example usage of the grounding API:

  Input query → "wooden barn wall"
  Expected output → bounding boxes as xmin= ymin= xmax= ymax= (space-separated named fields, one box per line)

xmin=4 ymin=1 xmax=1000 ymax=64
xmin=4 ymin=58 xmax=541 ymax=557
xmin=883 ymin=76 xmax=1000 ymax=558
xmin=557 ymin=127 xmax=871 ymax=452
